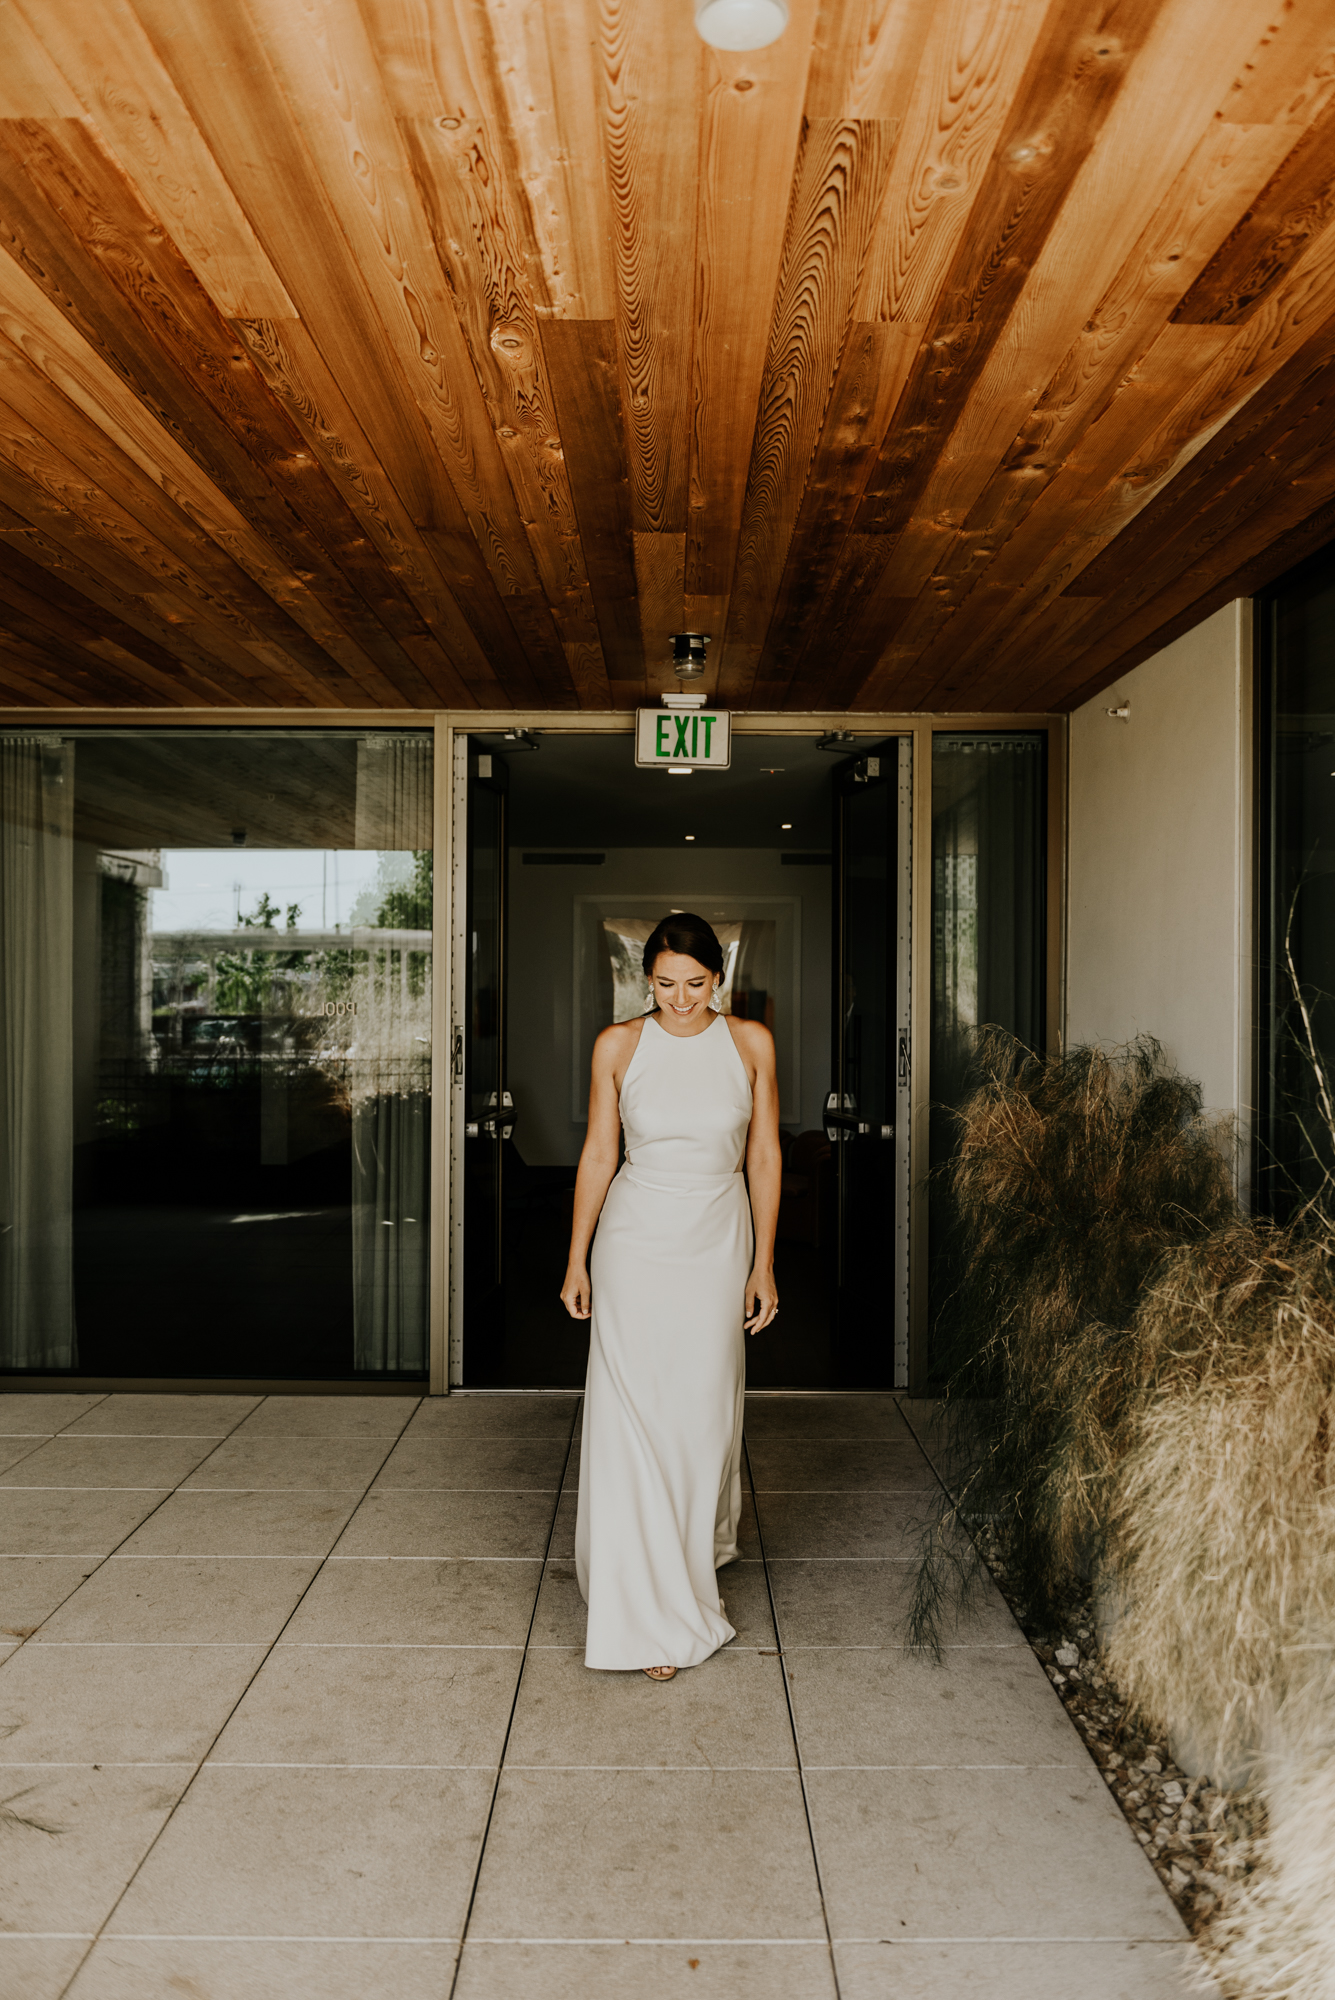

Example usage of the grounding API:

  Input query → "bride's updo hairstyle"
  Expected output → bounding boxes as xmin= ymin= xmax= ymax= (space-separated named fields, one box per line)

xmin=642 ymin=912 xmax=724 ymax=995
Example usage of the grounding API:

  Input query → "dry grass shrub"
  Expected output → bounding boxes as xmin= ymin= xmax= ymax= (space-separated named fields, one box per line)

xmin=1207 ymin=1658 xmax=1335 ymax=2000
xmin=920 ymin=1031 xmax=1335 ymax=1997
xmin=916 ymin=1031 xmax=1237 ymax=1639
xmin=1107 ymin=1232 xmax=1335 ymax=1780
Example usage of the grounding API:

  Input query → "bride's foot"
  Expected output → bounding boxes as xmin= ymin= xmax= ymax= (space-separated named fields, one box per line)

xmin=643 ymin=1664 xmax=677 ymax=1681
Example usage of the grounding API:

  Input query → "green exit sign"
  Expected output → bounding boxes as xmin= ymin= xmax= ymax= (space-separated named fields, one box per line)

xmin=635 ymin=707 xmax=732 ymax=769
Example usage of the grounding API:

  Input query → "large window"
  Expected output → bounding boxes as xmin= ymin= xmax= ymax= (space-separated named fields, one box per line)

xmin=0 ymin=729 xmax=432 ymax=1379
xmin=930 ymin=733 xmax=1047 ymax=1366
xmin=1257 ymin=547 xmax=1335 ymax=1219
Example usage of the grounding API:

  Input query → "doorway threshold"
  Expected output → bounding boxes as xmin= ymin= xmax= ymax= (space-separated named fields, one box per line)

xmin=0 ymin=1376 xmax=426 ymax=1396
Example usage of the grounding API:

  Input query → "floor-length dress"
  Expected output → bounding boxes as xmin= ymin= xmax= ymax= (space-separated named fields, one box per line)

xmin=576 ymin=1011 xmax=753 ymax=1670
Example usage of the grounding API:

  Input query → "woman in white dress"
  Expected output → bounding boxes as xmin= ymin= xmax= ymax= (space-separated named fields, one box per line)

xmin=560 ymin=912 xmax=781 ymax=1681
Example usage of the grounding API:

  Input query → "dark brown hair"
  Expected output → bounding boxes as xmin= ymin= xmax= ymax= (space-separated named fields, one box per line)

xmin=641 ymin=911 xmax=724 ymax=980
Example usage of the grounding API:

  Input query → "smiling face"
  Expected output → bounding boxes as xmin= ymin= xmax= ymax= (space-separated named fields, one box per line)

xmin=649 ymin=950 xmax=719 ymax=1028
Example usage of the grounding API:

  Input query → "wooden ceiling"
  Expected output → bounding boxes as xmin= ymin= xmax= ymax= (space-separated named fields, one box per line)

xmin=0 ymin=0 xmax=1334 ymax=717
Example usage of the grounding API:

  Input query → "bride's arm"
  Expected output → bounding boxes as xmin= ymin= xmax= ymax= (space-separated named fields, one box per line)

xmin=739 ymin=1025 xmax=781 ymax=1333
xmin=559 ymin=1027 xmax=625 ymax=1319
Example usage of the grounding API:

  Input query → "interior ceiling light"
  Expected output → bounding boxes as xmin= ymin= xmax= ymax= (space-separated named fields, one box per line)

xmin=685 ymin=834 xmax=696 ymax=841
xmin=780 ymin=822 xmax=792 ymax=830
xmin=695 ymin=0 xmax=788 ymax=50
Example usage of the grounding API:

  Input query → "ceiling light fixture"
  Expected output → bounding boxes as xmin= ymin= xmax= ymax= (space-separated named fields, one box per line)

xmin=685 ymin=834 xmax=696 ymax=842
xmin=695 ymin=0 xmax=789 ymax=50
xmin=780 ymin=822 xmax=792 ymax=830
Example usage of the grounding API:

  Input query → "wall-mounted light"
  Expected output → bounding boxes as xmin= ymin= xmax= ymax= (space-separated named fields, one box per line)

xmin=695 ymin=0 xmax=788 ymax=49
xmin=1105 ymin=701 xmax=1130 ymax=722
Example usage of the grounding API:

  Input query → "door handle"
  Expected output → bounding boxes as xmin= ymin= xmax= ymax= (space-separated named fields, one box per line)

xmin=898 ymin=1031 xmax=910 ymax=1085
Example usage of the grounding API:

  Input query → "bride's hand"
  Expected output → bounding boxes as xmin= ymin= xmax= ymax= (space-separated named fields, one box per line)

xmin=560 ymin=1266 xmax=592 ymax=1320
xmin=743 ymin=1268 xmax=778 ymax=1334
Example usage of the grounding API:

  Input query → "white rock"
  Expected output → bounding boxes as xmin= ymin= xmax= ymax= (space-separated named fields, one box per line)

xmin=1055 ymin=1644 xmax=1079 ymax=1667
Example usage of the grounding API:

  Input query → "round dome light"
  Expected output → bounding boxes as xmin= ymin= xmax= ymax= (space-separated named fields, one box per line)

xmin=695 ymin=0 xmax=789 ymax=52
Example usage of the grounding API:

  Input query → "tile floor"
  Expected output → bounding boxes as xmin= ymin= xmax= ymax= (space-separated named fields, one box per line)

xmin=0 ymin=1390 xmax=1219 ymax=1999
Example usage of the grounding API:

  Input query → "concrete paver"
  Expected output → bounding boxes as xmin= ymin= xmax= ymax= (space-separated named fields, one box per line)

xmin=0 ymin=1390 xmax=1218 ymax=1999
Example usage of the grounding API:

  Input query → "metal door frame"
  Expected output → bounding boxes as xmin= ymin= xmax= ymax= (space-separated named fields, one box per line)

xmin=433 ymin=709 xmax=1065 ymax=1395
xmin=0 ymin=702 xmax=1063 ymax=1396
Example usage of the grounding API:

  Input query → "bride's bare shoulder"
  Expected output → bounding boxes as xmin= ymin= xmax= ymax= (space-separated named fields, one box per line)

xmin=592 ymin=1018 xmax=648 ymax=1065
xmin=724 ymin=1015 xmax=776 ymax=1071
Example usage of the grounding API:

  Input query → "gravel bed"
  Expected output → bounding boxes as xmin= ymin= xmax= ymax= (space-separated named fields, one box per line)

xmin=974 ymin=1529 xmax=1265 ymax=1942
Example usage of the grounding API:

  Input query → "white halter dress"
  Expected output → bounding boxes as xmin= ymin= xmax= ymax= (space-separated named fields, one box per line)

xmin=576 ymin=1012 xmax=753 ymax=1670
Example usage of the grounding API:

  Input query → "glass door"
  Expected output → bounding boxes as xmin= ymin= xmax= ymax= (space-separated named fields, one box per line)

xmin=0 ymin=727 xmax=433 ymax=1380
xmin=827 ymin=739 xmax=912 ymax=1387
xmin=461 ymin=744 xmax=511 ymax=1382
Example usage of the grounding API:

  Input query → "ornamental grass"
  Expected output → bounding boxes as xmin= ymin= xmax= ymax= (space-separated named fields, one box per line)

xmin=919 ymin=1031 xmax=1335 ymax=2000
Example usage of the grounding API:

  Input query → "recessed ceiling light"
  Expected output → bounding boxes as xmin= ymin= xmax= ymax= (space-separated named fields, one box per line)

xmin=695 ymin=0 xmax=788 ymax=50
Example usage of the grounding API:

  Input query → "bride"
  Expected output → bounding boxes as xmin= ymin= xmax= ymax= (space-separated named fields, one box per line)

xmin=560 ymin=911 xmax=781 ymax=1680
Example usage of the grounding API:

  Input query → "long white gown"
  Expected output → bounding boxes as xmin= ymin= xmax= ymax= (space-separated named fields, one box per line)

xmin=575 ymin=1011 xmax=753 ymax=1671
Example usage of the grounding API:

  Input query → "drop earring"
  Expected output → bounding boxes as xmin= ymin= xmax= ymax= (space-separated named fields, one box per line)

xmin=710 ymin=982 xmax=722 ymax=1012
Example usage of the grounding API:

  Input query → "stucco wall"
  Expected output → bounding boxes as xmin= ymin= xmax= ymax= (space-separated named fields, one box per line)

xmin=1066 ymin=601 xmax=1250 ymax=1140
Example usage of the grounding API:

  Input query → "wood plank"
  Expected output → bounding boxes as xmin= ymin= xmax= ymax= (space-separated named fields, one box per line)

xmin=597 ymin=0 xmax=701 ymax=536
xmin=399 ymin=116 xmax=600 ymax=643
xmin=786 ymin=0 xmax=1169 ymax=708
xmin=0 ymin=117 xmax=466 ymax=706
xmin=0 ymin=531 xmax=251 ymax=706
xmin=231 ymin=317 xmax=498 ymax=706
xmin=685 ymin=1 xmax=817 ymax=605
xmin=540 ymin=318 xmax=642 ymax=703
xmin=854 ymin=0 xmax=1166 ymax=541
xmin=718 ymin=114 xmax=897 ymax=704
xmin=11 ymin=0 xmax=296 ymax=319
xmin=563 ymin=638 xmax=614 ymax=709
xmin=1053 ymin=488 xmax=1335 ymax=712
xmin=956 ymin=212 xmax=1335 ymax=696
xmin=479 ymin=0 xmax=615 ymax=319
xmin=805 ymin=0 xmax=936 ymax=122
xmin=957 ymin=118 xmax=1297 ymax=541
xmin=851 ymin=0 xmax=1047 ymax=326
xmin=745 ymin=318 xmax=917 ymax=704
xmin=1173 ymin=94 xmax=1335 ymax=324
xmin=862 ymin=0 xmax=1293 ymax=553
xmin=634 ymin=529 xmax=685 ymax=691
xmin=0 ymin=419 xmax=349 ymax=705
xmin=1216 ymin=2 xmax=1335 ymax=126
xmin=0 ymin=491 xmax=304 ymax=705
xmin=207 ymin=0 xmax=574 ymax=705
xmin=0 ymin=246 xmax=477 ymax=708
xmin=126 ymin=0 xmax=553 ymax=704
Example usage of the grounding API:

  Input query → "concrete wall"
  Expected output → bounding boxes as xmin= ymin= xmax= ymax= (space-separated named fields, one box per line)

xmin=1066 ymin=600 xmax=1250 ymax=1141
xmin=508 ymin=847 xmax=831 ymax=1164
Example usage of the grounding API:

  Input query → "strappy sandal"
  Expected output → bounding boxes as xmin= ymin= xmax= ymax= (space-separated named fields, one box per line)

xmin=643 ymin=1664 xmax=677 ymax=1681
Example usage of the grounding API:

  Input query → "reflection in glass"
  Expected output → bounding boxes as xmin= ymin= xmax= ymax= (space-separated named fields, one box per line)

xmin=930 ymin=735 xmax=1046 ymax=1368
xmin=0 ymin=730 xmax=432 ymax=1378
xmin=1258 ymin=551 xmax=1335 ymax=1218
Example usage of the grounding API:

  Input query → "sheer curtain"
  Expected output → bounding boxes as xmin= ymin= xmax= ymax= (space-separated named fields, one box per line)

xmin=0 ymin=736 xmax=77 ymax=1368
xmin=349 ymin=736 xmax=433 ymax=1371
